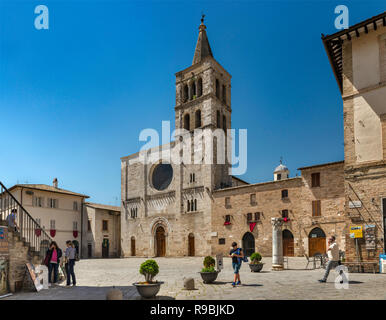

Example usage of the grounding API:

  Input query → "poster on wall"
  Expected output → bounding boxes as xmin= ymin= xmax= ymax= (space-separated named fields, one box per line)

xmin=26 ymin=263 xmax=43 ymax=292
xmin=364 ymin=224 xmax=376 ymax=250
xmin=0 ymin=227 xmax=9 ymax=256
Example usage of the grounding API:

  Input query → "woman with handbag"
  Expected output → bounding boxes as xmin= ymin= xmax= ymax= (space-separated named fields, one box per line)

xmin=45 ymin=241 xmax=62 ymax=285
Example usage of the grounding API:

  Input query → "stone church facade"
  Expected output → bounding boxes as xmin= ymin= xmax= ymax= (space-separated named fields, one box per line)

xmin=121 ymin=14 xmax=386 ymax=261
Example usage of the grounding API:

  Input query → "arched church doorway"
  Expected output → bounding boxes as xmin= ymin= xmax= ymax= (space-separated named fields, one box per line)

xmin=188 ymin=233 xmax=195 ymax=256
xmin=308 ymin=227 xmax=326 ymax=257
xmin=131 ymin=236 xmax=136 ymax=256
xmin=282 ymin=229 xmax=294 ymax=256
xmin=155 ymin=226 xmax=166 ymax=257
xmin=242 ymin=232 xmax=255 ymax=257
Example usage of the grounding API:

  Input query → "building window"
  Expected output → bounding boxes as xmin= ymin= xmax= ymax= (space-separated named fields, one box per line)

xmin=225 ymin=197 xmax=231 ymax=208
xmin=250 ymin=194 xmax=256 ymax=205
xmin=73 ymin=201 xmax=78 ymax=211
xmin=184 ymin=114 xmax=190 ymax=131
xmin=219 ymin=238 xmax=226 ymax=245
xmin=50 ymin=220 xmax=55 ymax=229
xmin=311 ymin=172 xmax=320 ymax=187
xmin=222 ymin=84 xmax=226 ymax=103
xmin=197 ymin=78 xmax=203 ymax=97
xmin=217 ymin=110 xmax=221 ymax=128
xmin=48 ymin=198 xmax=58 ymax=209
xmin=312 ymin=200 xmax=321 ymax=216
xmin=194 ymin=199 xmax=197 ymax=211
xmin=282 ymin=210 xmax=289 ymax=219
xmin=190 ymin=173 xmax=196 ymax=183
xmin=216 ymin=79 xmax=220 ymax=98
xmin=281 ymin=189 xmax=288 ymax=199
xmin=191 ymin=81 xmax=196 ymax=99
xmin=73 ymin=221 xmax=78 ymax=230
xmin=183 ymin=84 xmax=188 ymax=102
xmin=247 ymin=213 xmax=252 ymax=222
xmin=130 ymin=208 xmax=137 ymax=219
xmin=33 ymin=196 xmax=44 ymax=207
xmin=225 ymin=215 xmax=231 ymax=223
xmin=87 ymin=220 xmax=91 ymax=231
xmin=102 ymin=220 xmax=108 ymax=231
xmin=222 ymin=115 xmax=226 ymax=132
xmin=195 ymin=109 xmax=201 ymax=128
xmin=254 ymin=212 xmax=261 ymax=221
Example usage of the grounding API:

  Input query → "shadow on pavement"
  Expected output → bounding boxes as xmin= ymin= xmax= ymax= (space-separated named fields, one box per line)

xmin=135 ymin=295 xmax=175 ymax=300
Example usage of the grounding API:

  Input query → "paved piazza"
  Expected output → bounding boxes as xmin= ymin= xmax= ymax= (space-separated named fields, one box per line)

xmin=5 ymin=257 xmax=386 ymax=300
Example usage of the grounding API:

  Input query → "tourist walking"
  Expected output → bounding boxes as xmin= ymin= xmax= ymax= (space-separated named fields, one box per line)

xmin=65 ymin=240 xmax=77 ymax=287
xmin=229 ymin=242 xmax=244 ymax=287
xmin=6 ymin=209 xmax=19 ymax=232
xmin=45 ymin=241 xmax=62 ymax=285
xmin=318 ymin=236 xmax=340 ymax=283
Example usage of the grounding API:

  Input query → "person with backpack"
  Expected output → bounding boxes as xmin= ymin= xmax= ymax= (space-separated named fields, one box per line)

xmin=64 ymin=240 xmax=77 ymax=287
xmin=45 ymin=241 xmax=62 ymax=285
xmin=229 ymin=242 xmax=245 ymax=287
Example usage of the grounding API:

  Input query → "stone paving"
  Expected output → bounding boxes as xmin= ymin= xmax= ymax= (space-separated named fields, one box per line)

xmin=4 ymin=257 xmax=386 ymax=300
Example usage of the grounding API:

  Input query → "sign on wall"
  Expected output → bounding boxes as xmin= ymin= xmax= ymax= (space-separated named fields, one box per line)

xmin=0 ymin=227 xmax=9 ymax=256
xmin=349 ymin=201 xmax=362 ymax=209
xmin=349 ymin=225 xmax=363 ymax=238
xmin=364 ymin=224 xmax=376 ymax=250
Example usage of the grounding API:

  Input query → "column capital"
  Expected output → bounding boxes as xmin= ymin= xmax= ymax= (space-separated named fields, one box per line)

xmin=271 ymin=217 xmax=284 ymax=229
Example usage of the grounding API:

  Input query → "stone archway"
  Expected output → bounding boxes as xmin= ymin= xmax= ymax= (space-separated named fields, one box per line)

xmin=149 ymin=217 xmax=171 ymax=257
xmin=282 ymin=229 xmax=294 ymax=257
xmin=242 ymin=232 xmax=255 ymax=257
xmin=308 ymin=227 xmax=326 ymax=257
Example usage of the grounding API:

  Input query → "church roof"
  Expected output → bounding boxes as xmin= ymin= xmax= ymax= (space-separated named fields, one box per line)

xmin=192 ymin=15 xmax=213 ymax=65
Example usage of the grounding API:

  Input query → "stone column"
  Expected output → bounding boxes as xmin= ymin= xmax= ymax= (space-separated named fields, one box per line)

xmin=271 ymin=218 xmax=284 ymax=271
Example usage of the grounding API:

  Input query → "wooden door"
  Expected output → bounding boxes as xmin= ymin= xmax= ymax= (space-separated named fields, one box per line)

xmin=242 ymin=232 xmax=255 ymax=257
xmin=309 ymin=238 xmax=326 ymax=257
xmin=102 ymin=239 xmax=109 ymax=258
xmin=87 ymin=244 xmax=92 ymax=258
xmin=155 ymin=227 xmax=166 ymax=257
xmin=131 ymin=237 xmax=136 ymax=256
xmin=283 ymin=230 xmax=294 ymax=256
xmin=188 ymin=234 xmax=195 ymax=256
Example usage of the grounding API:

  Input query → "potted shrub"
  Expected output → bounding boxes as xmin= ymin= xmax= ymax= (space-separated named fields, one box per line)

xmin=133 ymin=260 xmax=164 ymax=299
xmin=199 ymin=256 xmax=219 ymax=284
xmin=249 ymin=252 xmax=264 ymax=272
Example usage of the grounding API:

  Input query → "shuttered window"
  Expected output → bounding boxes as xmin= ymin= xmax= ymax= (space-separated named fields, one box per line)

xmin=312 ymin=200 xmax=321 ymax=216
xmin=311 ymin=173 xmax=320 ymax=187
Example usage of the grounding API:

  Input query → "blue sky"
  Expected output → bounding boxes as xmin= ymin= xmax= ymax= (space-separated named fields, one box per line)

xmin=0 ymin=0 xmax=385 ymax=205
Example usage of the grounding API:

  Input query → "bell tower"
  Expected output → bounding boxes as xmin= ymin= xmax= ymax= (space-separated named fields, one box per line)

xmin=174 ymin=15 xmax=232 ymax=190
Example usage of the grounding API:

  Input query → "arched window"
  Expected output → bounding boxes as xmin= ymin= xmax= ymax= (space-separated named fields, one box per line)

xmin=222 ymin=115 xmax=227 ymax=132
xmin=194 ymin=199 xmax=197 ymax=211
xmin=222 ymin=84 xmax=226 ymax=103
xmin=183 ymin=84 xmax=188 ymax=103
xmin=184 ymin=114 xmax=190 ymax=131
xmin=216 ymin=79 xmax=220 ymax=99
xmin=191 ymin=82 xmax=196 ymax=99
xmin=217 ymin=111 xmax=221 ymax=128
xmin=187 ymin=200 xmax=190 ymax=212
xmin=197 ymin=78 xmax=203 ymax=97
xmin=195 ymin=110 xmax=201 ymax=128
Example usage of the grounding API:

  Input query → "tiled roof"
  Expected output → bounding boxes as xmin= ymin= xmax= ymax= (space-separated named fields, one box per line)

xmin=85 ymin=202 xmax=121 ymax=212
xmin=9 ymin=184 xmax=89 ymax=198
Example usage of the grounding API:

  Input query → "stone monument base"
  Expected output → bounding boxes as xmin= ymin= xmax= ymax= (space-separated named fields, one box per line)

xmin=271 ymin=264 xmax=284 ymax=271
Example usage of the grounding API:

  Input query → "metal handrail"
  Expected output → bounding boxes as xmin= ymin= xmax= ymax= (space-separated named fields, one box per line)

xmin=0 ymin=181 xmax=52 ymax=258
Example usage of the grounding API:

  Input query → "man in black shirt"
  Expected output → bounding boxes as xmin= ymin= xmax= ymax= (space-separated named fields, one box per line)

xmin=229 ymin=242 xmax=244 ymax=286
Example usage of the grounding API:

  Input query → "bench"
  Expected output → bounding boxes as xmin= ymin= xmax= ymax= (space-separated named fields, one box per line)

xmin=342 ymin=262 xmax=378 ymax=274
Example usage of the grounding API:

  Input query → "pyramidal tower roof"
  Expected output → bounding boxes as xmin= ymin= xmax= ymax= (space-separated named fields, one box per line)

xmin=192 ymin=14 xmax=213 ymax=65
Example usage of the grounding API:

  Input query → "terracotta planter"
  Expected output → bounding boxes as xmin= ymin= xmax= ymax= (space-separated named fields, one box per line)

xmin=199 ymin=271 xmax=219 ymax=284
xmin=249 ymin=263 xmax=264 ymax=272
xmin=133 ymin=281 xmax=164 ymax=299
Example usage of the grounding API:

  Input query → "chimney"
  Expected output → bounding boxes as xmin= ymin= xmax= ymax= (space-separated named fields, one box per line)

xmin=53 ymin=178 xmax=58 ymax=188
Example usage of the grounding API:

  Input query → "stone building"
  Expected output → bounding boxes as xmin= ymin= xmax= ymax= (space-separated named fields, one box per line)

xmin=120 ymin=17 xmax=349 ymax=258
xmin=322 ymin=12 xmax=386 ymax=265
xmin=83 ymin=202 xmax=121 ymax=258
xmin=211 ymin=161 xmax=345 ymax=258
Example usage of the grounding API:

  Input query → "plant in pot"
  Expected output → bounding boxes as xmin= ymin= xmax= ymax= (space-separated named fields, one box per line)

xmin=199 ymin=256 xmax=219 ymax=284
xmin=249 ymin=252 xmax=264 ymax=272
xmin=133 ymin=260 xmax=164 ymax=299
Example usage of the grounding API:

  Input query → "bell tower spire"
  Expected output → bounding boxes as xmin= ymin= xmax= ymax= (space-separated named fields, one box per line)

xmin=192 ymin=14 xmax=213 ymax=65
